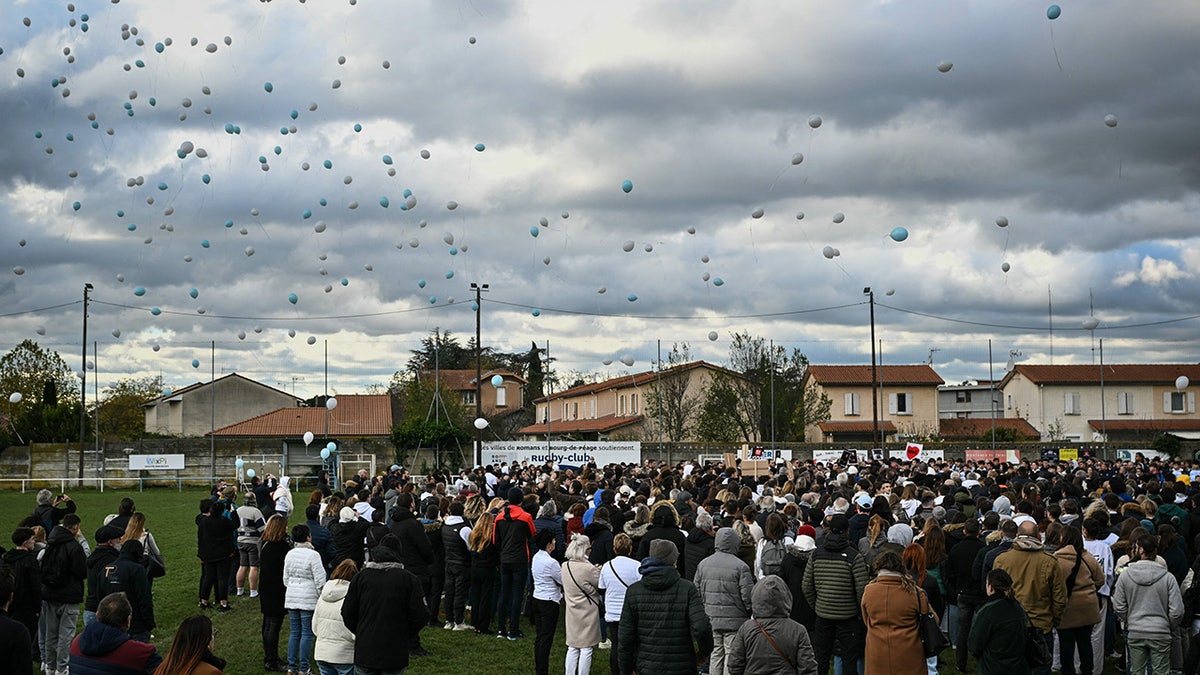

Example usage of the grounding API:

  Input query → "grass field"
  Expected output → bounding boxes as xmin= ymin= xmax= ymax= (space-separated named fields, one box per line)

xmin=1 ymin=488 xmax=1126 ymax=674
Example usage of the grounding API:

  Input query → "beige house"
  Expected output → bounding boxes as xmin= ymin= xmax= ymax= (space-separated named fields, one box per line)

xmin=142 ymin=373 xmax=299 ymax=437
xmin=998 ymin=364 xmax=1200 ymax=442
xmin=519 ymin=360 xmax=737 ymax=441
xmin=431 ymin=369 xmax=527 ymax=416
xmin=804 ymin=365 xmax=944 ymax=443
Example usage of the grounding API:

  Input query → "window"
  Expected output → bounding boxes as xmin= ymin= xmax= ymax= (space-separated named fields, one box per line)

xmin=888 ymin=392 xmax=912 ymax=416
xmin=955 ymin=390 xmax=972 ymax=403
xmin=956 ymin=412 xmax=969 ymax=419
xmin=619 ymin=395 xmax=626 ymax=416
xmin=463 ymin=390 xmax=476 ymax=405
xmin=631 ymin=393 xmax=638 ymax=415
xmin=1117 ymin=391 xmax=1133 ymax=415
xmin=844 ymin=392 xmax=860 ymax=416
xmin=1165 ymin=391 xmax=1195 ymax=414
xmin=495 ymin=386 xmax=507 ymax=407
xmin=572 ymin=402 xmax=578 ymax=419
xmin=1064 ymin=392 xmax=1081 ymax=415
xmin=1007 ymin=394 xmax=1013 ymax=410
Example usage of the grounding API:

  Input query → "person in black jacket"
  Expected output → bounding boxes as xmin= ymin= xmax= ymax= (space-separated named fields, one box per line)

xmin=442 ymin=501 xmax=473 ymax=629
xmin=304 ymin=504 xmax=333 ymax=571
xmin=0 ymin=565 xmax=33 ymax=675
xmin=636 ymin=502 xmax=687 ymax=575
xmin=258 ymin=514 xmax=291 ymax=672
xmin=947 ymin=519 xmax=988 ymax=672
xmin=329 ymin=507 xmax=369 ymax=569
xmin=195 ymin=499 xmax=237 ymax=611
xmin=41 ymin=515 xmax=88 ymax=675
xmin=683 ymin=513 xmax=716 ymax=582
xmin=2 ymin=527 xmax=41 ymax=661
xmin=32 ymin=489 xmax=76 ymax=532
xmin=100 ymin=540 xmax=155 ymax=642
xmin=495 ymin=487 xmax=536 ymax=640
xmin=83 ymin=526 xmax=123 ymax=626
xmin=341 ymin=534 xmax=427 ymax=674
xmin=389 ymin=492 xmax=434 ymax=655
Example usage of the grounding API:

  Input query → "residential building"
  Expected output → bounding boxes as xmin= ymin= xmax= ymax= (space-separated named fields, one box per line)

xmin=803 ymin=364 xmax=944 ymax=443
xmin=938 ymin=417 xmax=1041 ymax=442
xmin=430 ymin=369 xmax=527 ymax=416
xmin=998 ymin=363 xmax=1200 ymax=442
xmin=938 ymin=381 xmax=1003 ymax=419
xmin=142 ymin=373 xmax=299 ymax=437
xmin=519 ymin=360 xmax=739 ymax=441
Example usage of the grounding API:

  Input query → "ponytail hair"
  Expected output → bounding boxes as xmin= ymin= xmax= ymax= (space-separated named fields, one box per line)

xmin=987 ymin=568 xmax=1015 ymax=600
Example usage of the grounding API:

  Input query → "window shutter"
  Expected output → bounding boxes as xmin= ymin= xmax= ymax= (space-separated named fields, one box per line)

xmin=1190 ymin=392 xmax=1196 ymax=414
xmin=845 ymin=393 xmax=855 ymax=415
xmin=888 ymin=393 xmax=898 ymax=414
xmin=1164 ymin=392 xmax=1172 ymax=413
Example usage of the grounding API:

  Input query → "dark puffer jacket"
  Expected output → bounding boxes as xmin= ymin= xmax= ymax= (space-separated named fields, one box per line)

xmin=683 ymin=527 xmax=716 ymax=581
xmin=778 ymin=544 xmax=817 ymax=629
xmin=800 ymin=532 xmax=869 ymax=620
xmin=968 ymin=594 xmax=1031 ymax=675
xmin=618 ymin=558 xmax=713 ymax=675
xmin=41 ymin=525 xmax=87 ymax=604
xmin=85 ymin=544 xmax=121 ymax=613
xmin=635 ymin=503 xmax=687 ymax=575
xmin=727 ymin=575 xmax=817 ymax=675
xmin=105 ymin=541 xmax=155 ymax=636
xmin=388 ymin=507 xmax=433 ymax=575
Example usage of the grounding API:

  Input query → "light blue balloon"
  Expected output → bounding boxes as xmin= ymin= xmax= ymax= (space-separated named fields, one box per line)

xmin=235 ymin=458 xmax=244 ymax=468
xmin=627 ymin=294 xmax=638 ymax=302
xmin=290 ymin=109 xmax=299 ymax=120
xmin=202 ymin=174 xmax=211 ymax=184
xmin=713 ymin=278 xmax=724 ymax=286
xmin=224 ymin=123 xmax=236 ymax=134
xmin=1046 ymin=4 xmax=1061 ymax=19
xmin=65 ymin=133 xmax=74 ymax=142
xmin=621 ymin=179 xmax=633 ymax=193
xmin=150 ymin=307 xmax=161 ymax=315
xmin=418 ymin=279 xmax=426 ymax=288
xmin=429 ymin=296 xmax=437 ymax=304
xmin=72 ymin=201 xmax=81 ymax=211
xmin=382 ymin=155 xmax=393 ymax=165
xmin=449 ymin=247 xmax=458 ymax=256
xmin=303 ymin=209 xmax=313 ymax=219
xmin=403 ymin=189 xmax=413 ymax=198
xmin=530 ymin=227 xmax=539 ymax=238
xmin=34 ymin=131 xmax=43 ymax=139
xmin=889 ymin=226 xmax=909 ymax=242
xmin=531 ymin=309 xmax=541 ymax=317
xmin=192 ymin=359 xmax=200 ymax=368
xmin=246 ymin=469 xmax=255 ymax=478
xmin=320 ymin=448 xmax=330 ymax=460
xmin=475 ymin=143 xmax=486 ymax=152
xmin=471 ymin=301 xmax=479 ymax=311
xmin=155 ymin=42 xmax=164 ymax=53
xmin=189 ymin=287 xmax=199 ymax=299
xmin=319 ymin=198 xmax=327 ymax=206
xmin=225 ymin=219 xmax=234 ymax=228
xmin=134 ymin=287 xmax=146 ymax=296
xmin=127 ymin=223 xmax=137 ymax=231
xmin=263 ymin=82 xmax=273 ymax=93
xmin=353 ymin=123 xmax=362 ymax=133
xmin=274 ymin=146 xmax=281 ymax=155
xmin=323 ymin=159 xmax=333 ymax=169
xmin=135 ymin=59 xmax=145 ymax=68
xmin=148 ymin=98 xmax=156 ymax=107
xmin=258 ymin=155 xmax=267 ymax=164
xmin=326 ymin=442 xmax=336 ymax=452
xmin=379 ymin=196 xmax=390 ymax=208
xmin=491 ymin=375 xmax=504 ymax=387
xmin=161 ymin=388 xmax=171 ymax=396
xmin=280 ymin=127 xmax=289 ymax=135
xmin=200 ymin=239 xmax=210 ymax=248
xmin=288 ymin=293 xmax=298 ymax=304
xmin=341 ymin=278 xmax=349 ymax=286
xmin=157 ymin=182 xmax=168 ymax=191
xmin=124 ymin=102 xmax=132 ymax=110
xmin=116 ymin=210 xmax=125 ymax=218
xmin=80 ymin=22 xmax=87 ymax=32
xmin=445 ymin=270 xmax=454 ymax=279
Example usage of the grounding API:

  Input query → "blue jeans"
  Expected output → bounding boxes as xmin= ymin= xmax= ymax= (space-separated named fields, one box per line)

xmin=83 ymin=610 xmax=97 ymax=626
xmin=497 ymin=562 xmax=529 ymax=634
xmin=288 ymin=609 xmax=314 ymax=672
xmin=318 ymin=662 xmax=355 ymax=675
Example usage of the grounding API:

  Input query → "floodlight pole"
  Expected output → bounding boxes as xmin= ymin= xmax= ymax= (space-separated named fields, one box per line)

xmin=471 ymin=283 xmax=489 ymax=468
xmin=864 ymin=288 xmax=879 ymax=449
xmin=78 ymin=283 xmax=92 ymax=487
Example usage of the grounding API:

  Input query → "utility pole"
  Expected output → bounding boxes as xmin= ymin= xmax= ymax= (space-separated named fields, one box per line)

xmin=471 ymin=283 xmax=489 ymax=467
xmin=864 ymin=287 xmax=879 ymax=449
xmin=78 ymin=283 xmax=92 ymax=487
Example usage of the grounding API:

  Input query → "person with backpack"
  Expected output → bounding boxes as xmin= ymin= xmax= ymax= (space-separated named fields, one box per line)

xmin=694 ymin=528 xmax=754 ymax=675
xmin=99 ymin=539 xmax=155 ymax=642
xmin=83 ymin=526 xmax=123 ymax=626
xmin=755 ymin=513 xmax=793 ymax=580
xmin=41 ymin=511 xmax=87 ymax=675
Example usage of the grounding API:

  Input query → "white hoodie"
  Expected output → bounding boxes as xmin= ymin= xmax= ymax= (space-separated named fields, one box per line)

xmin=273 ymin=476 xmax=293 ymax=516
xmin=313 ymin=578 xmax=356 ymax=664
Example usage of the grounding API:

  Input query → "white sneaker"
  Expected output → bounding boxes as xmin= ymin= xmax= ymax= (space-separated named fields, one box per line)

xmin=444 ymin=621 xmax=454 ymax=630
xmin=453 ymin=623 xmax=471 ymax=631
xmin=598 ymin=639 xmax=612 ymax=650
xmin=250 ymin=590 xmax=259 ymax=598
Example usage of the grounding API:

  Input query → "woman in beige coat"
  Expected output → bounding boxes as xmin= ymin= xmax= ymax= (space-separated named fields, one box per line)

xmin=562 ymin=533 xmax=601 ymax=675
xmin=1053 ymin=527 xmax=1103 ymax=675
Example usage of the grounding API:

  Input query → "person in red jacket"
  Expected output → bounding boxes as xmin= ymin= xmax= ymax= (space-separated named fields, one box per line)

xmin=69 ymin=592 xmax=162 ymax=675
xmin=494 ymin=487 xmax=536 ymax=640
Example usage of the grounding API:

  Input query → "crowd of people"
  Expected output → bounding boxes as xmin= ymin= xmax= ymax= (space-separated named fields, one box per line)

xmin=2 ymin=452 xmax=1200 ymax=674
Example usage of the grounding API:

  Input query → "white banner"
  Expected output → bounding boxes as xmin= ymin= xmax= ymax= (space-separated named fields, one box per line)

xmin=482 ymin=441 xmax=640 ymax=467
xmin=128 ymin=454 xmax=185 ymax=470
xmin=888 ymin=448 xmax=945 ymax=461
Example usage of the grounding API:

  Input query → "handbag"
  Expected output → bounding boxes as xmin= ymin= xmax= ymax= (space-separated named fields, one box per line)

xmin=1023 ymin=612 xmax=1050 ymax=667
xmin=917 ymin=587 xmax=949 ymax=658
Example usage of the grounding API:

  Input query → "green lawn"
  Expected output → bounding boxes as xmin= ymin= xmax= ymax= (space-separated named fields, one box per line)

xmin=1 ymin=488 xmax=1126 ymax=674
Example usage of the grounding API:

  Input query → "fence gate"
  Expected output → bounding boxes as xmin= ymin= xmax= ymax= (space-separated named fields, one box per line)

xmin=337 ymin=454 xmax=377 ymax=486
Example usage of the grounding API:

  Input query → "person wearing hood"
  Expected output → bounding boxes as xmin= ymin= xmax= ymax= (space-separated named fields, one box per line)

xmin=694 ymin=527 xmax=754 ymax=675
xmin=387 ymin=492 xmax=434 ymax=651
xmin=42 ymin=512 xmax=88 ymax=675
xmin=778 ymin=525 xmax=818 ymax=630
xmin=1112 ymin=533 xmax=1183 ymax=675
xmin=495 ymin=486 xmax=537 ymax=641
xmin=67 ymin=592 xmax=161 ymax=675
xmin=726 ymin=575 xmax=816 ymax=675
xmin=273 ymin=476 xmax=294 ymax=521
xmin=329 ymin=507 xmax=368 ymax=570
xmin=312 ymin=559 xmax=358 ymax=675
xmin=585 ymin=507 xmax=616 ymax=566
xmin=993 ymin=520 xmax=1066 ymax=675
xmin=968 ymin=569 xmax=1031 ymax=675
xmin=683 ymin=512 xmax=717 ymax=582
xmin=636 ymin=502 xmax=687 ymax=575
xmin=101 ymin=539 xmax=155 ymax=642
xmin=534 ymin=499 xmax=567 ymax=563
xmin=618 ymin=540 xmax=713 ymax=675
xmin=4 ymin=526 xmax=41 ymax=662
xmin=441 ymin=501 xmax=474 ymax=631
xmin=341 ymin=534 xmax=427 ymax=674
xmin=623 ymin=505 xmax=652 ymax=556
xmin=801 ymin=513 xmax=869 ymax=675
xmin=582 ymin=489 xmax=606 ymax=528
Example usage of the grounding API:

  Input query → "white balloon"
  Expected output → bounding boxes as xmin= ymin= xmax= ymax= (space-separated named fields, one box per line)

xmin=937 ymin=61 xmax=953 ymax=73
xmin=622 ymin=241 xmax=635 ymax=252
xmin=1082 ymin=317 xmax=1100 ymax=330
xmin=643 ymin=244 xmax=653 ymax=252
xmin=303 ymin=431 xmax=314 ymax=446
xmin=9 ymin=392 xmax=23 ymax=403
xmin=687 ymin=226 xmax=696 ymax=234
xmin=543 ymin=256 xmax=551 ymax=265
xmin=832 ymin=212 xmax=845 ymax=224
xmin=751 ymin=208 xmax=764 ymax=219
xmin=473 ymin=417 xmax=489 ymax=430
xmin=597 ymin=287 xmax=607 ymax=294
xmin=885 ymin=289 xmax=895 ymax=296
xmin=822 ymin=246 xmax=836 ymax=259
xmin=307 ymin=336 xmax=317 ymax=344
xmin=619 ymin=355 xmax=635 ymax=367
xmin=326 ymin=397 xmax=338 ymax=410
xmin=1001 ymin=262 xmax=1011 ymax=273
xmin=1176 ymin=376 xmax=1190 ymax=391
xmin=1104 ymin=114 xmax=1118 ymax=128
xmin=996 ymin=216 xmax=1009 ymax=228
xmin=443 ymin=233 xmax=455 ymax=245
xmin=111 ymin=329 xmax=121 ymax=338
xmin=244 ymin=246 xmax=255 ymax=256
xmin=791 ymin=153 xmax=803 ymax=165
xmin=707 ymin=331 xmax=718 ymax=342
xmin=35 ymin=326 xmax=45 ymax=335
xmin=808 ymin=115 xmax=822 ymax=129
xmin=237 ymin=331 xmax=246 ymax=340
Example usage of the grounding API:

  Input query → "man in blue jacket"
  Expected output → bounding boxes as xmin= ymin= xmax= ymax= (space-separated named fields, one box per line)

xmin=69 ymin=592 xmax=161 ymax=675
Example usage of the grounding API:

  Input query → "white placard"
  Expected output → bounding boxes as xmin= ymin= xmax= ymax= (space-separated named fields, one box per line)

xmin=128 ymin=454 xmax=185 ymax=470
xmin=482 ymin=441 xmax=640 ymax=467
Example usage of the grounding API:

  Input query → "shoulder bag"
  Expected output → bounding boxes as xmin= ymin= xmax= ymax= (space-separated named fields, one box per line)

xmin=916 ymin=586 xmax=949 ymax=658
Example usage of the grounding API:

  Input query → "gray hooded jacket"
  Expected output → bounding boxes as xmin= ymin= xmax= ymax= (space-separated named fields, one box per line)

xmin=1112 ymin=559 xmax=1184 ymax=640
xmin=694 ymin=528 xmax=755 ymax=632
xmin=727 ymin=575 xmax=817 ymax=675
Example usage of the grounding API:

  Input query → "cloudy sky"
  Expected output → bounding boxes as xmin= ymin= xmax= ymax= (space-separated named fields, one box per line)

xmin=2 ymin=0 xmax=1199 ymax=399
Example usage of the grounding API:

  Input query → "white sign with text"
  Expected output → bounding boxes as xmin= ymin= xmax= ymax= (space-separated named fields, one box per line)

xmin=128 ymin=454 xmax=186 ymax=470
xmin=482 ymin=441 xmax=641 ymax=467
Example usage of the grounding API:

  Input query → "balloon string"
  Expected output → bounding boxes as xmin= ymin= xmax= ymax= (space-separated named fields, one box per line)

xmin=766 ymin=166 xmax=788 ymax=193
xmin=1050 ymin=25 xmax=1063 ymax=72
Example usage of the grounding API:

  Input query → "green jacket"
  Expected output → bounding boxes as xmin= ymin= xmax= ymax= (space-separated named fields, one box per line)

xmin=619 ymin=559 xmax=713 ymax=675
xmin=968 ymin=594 xmax=1031 ymax=675
xmin=801 ymin=533 xmax=869 ymax=620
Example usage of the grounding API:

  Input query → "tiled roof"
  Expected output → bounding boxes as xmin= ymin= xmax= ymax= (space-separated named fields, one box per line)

xmin=1087 ymin=418 xmax=1200 ymax=432
xmin=209 ymin=394 xmax=392 ymax=437
xmin=533 ymin=361 xmax=739 ymax=403
xmin=143 ymin=373 xmax=297 ymax=407
xmin=1002 ymin=364 xmax=1200 ymax=387
xmin=517 ymin=414 xmax=645 ymax=435
xmin=939 ymin=417 xmax=1040 ymax=439
xmin=422 ymin=369 xmax=527 ymax=391
xmin=817 ymin=420 xmax=899 ymax=433
xmin=807 ymin=365 xmax=944 ymax=386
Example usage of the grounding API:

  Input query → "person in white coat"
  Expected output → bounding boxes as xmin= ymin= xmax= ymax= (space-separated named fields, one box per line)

xmin=599 ymin=533 xmax=643 ymax=675
xmin=284 ymin=524 xmax=327 ymax=675
xmin=274 ymin=476 xmax=294 ymax=522
xmin=313 ymin=559 xmax=357 ymax=675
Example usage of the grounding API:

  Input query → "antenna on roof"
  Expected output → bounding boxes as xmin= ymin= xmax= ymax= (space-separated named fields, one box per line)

xmin=927 ymin=348 xmax=940 ymax=365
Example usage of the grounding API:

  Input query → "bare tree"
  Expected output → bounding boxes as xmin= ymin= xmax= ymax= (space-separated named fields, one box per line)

xmin=646 ymin=343 xmax=703 ymax=442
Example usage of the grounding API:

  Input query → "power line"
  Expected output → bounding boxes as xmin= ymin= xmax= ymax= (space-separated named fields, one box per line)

xmin=0 ymin=300 xmax=83 ymax=318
